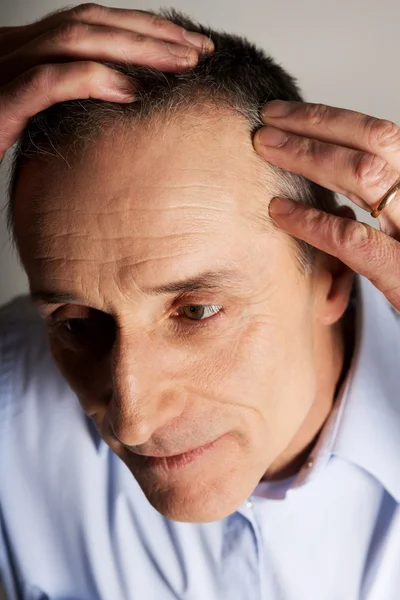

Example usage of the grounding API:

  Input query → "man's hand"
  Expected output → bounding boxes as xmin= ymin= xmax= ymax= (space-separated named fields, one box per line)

xmin=253 ymin=101 xmax=400 ymax=310
xmin=0 ymin=3 xmax=213 ymax=160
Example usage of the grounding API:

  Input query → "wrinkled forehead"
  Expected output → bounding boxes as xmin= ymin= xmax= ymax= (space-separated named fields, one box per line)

xmin=14 ymin=107 xmax=275 ymax=226
xmin=11 ymin=109 xmax=299 ymax=311
xmin=12 ymin=108 xmax=283 ymax=297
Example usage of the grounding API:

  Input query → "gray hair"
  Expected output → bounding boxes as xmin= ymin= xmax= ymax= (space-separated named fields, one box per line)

xmin=7 ymin=8 xmax=339 ymax=273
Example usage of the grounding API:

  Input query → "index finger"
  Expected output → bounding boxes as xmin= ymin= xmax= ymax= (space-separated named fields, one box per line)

xmin=260 ymin=101 xmax=400 ymax=171
xmin=269 ymin=197 xmax=400 ymax=309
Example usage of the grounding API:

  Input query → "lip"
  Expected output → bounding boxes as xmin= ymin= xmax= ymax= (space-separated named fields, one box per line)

xmin=130 ymin=434 xmax=226 ymax=471
xmin=133 ymin=440 xmax=218 ymax=459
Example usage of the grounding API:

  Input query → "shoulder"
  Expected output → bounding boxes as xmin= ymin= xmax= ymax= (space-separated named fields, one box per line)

xmin=0 ymin=295 xmax=64 ymax=416
xmin=0 ymin=295 xmax=89 ymax=469
xmin=0 ymin=295 xmax=48 ymax=408
xmin=0 ymin=294 xmax=48 ymax=361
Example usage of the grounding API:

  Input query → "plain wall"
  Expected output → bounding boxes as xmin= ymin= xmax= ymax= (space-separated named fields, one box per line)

xmin=1 ymin=0 xmax=399 ymax=309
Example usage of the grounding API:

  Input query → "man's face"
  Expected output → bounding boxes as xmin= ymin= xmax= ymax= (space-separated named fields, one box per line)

xmin=15 ymin=109 xmax=336 ymax=522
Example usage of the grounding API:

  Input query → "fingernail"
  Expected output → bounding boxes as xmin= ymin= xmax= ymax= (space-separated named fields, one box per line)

xmin=261 ymin=100 xmax=295 ymax=118
xmin=166 ymin=44 xmax=198 ymax=68
xmin=183 ymin=29 xmax=214 ymax=53
xmin=269 ymin=197 xmax=298 ymax=216
xmin=257 ymin=126 xmax=290 ymax=147
xmin=167 ymin=42 xmax=196 ymax=58
xmin=184 ymin=48 xmax=199 ymax=67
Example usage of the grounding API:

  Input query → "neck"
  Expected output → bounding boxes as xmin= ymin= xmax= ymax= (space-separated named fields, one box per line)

xmin=261 ymin=307 xmax=355 ymax=482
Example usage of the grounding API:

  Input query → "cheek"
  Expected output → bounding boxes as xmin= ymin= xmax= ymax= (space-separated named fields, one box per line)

xmin=199 ymin=309 xmax=315 ymax=403
xmin=198 ymin=301 xmax=318 ymax=462
xmin=49 ymin=337 xmax=112 ymax=413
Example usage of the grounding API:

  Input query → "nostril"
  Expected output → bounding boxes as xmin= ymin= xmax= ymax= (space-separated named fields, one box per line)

xmin=107 ymin=414 xmax=154 ymax=448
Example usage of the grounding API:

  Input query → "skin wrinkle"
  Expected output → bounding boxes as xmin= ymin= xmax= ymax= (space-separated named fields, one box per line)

xmin=29 ymin=204 xmax=230 ymax=215
xmin=14 ymin=107 xmax=354 ymax=523
xmin=35 ymin=231 xmax=212 ymax=242
xmin=30 ymin=247 xmax=204 ymax=266
xmin=31 ymin=232 xmax=209 ymax=245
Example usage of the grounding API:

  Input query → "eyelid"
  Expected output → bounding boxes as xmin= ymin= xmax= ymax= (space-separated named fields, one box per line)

xmin=178 ymin=304 xmax=222 ymax=316
xmin=46 ymin=295 xmax=225 ymax=325
xmin=48 ymin=304 xmax=95 ymax=323
xmin=170 ymin=288 xmax=226 ymax=307
xmin=172 ymin=304 xmax=224 ymax=329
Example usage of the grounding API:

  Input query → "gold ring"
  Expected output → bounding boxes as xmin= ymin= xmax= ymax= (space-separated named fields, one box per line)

xmin=371 ymin=175 xmax=400 ymax=218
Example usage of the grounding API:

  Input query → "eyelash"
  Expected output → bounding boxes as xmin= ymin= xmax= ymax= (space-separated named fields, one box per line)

xmin=174 ymin=304 xmax=223 ymax=323
xmin=51 ymin=303 xmax=224 ymax=343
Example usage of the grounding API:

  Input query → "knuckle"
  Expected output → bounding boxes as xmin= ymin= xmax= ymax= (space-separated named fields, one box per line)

xmin=70 ymin=3 xmax=103 ymax=20
xmin=300 ymin=204 xmax=327 ymax=236
xmin=353 ymin=152 xmax=394 ymax=189
xmin=291 ymin=136 xmax=324 ymax=162
xmin=148 ymin=13 xmax=170 ymax=30
xmin=74 ymin=60 xmax=103 ymax=80
xmin=131 ymin=32 xmax=147 ymax=43
xmin=303 ymin=102 xmax=330 ymax=127
xmin=54 ymin=20 xmax=89 ymax=45
xmin=22 ymin=64 xmax=53 ymax=99
xmin=336 ymin=219 xmax=390 ymax=273
xmin=333 ymin=218 xmax=370 ymax=253
xmin=364 ymin=116 xmax=400 ymax=152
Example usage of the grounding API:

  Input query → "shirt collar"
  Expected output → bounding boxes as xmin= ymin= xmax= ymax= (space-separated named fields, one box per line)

xmin=329 ymin=275 xmax=400 ymax=502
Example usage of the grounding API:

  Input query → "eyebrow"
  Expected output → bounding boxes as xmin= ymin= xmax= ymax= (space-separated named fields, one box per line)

xmin=31 ymin=268 xmax=246 ymax=306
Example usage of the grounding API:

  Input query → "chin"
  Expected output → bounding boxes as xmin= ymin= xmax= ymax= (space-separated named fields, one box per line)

xmin=121 ymin=434 xmax=259 ymax=522
xmin=141 ymin=478 xmax=248 ymax=523
xmin=152 ymin=494 xmax=233 ymax=523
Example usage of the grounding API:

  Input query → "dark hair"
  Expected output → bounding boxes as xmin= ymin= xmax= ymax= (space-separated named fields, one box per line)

xmin=7 ymin=7 xmax=338 ymax=271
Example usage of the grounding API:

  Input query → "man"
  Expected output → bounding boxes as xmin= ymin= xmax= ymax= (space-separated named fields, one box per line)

xmin=1 ymin=5 xmax=400 ymax=599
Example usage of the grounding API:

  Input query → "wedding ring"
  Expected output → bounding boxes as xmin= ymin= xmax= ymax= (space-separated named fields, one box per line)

xmin=371 ymin=175 xmax=400 ymax=218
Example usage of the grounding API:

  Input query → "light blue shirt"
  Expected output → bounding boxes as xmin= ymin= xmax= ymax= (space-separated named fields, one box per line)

xmin=1 ymin=275 xmax=400 ymax=600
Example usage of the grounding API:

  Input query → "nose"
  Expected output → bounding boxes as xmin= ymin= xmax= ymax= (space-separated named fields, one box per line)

xmin=107 ymin=331 xmax=186 ymax=447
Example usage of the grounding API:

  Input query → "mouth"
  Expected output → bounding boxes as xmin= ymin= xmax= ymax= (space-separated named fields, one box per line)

xmin=127 ymin=434 xmax=227 ymax=471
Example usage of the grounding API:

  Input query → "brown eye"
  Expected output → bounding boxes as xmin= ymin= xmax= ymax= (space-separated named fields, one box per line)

xmin=180 ymin=305 xmax=222 ymax=321
xmin=182 ymin=305 xmax=205 ymax=320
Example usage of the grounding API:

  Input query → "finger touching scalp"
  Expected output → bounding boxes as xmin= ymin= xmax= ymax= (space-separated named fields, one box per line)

xmin=0 ymin=61 xmax=135 ymax=154
xmin=268 ymin=197 xmax=400 ymax=307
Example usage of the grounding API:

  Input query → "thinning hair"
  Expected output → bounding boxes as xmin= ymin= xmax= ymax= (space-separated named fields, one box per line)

xmin=7 ymin=8 xmax=339 ymax=272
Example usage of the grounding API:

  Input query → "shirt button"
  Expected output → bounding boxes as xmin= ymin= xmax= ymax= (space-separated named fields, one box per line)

xmin=246 ymin=501 xmax=253 ymax=508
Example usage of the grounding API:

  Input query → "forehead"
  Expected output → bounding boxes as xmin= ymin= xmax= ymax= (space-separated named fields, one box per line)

xmin=14 ymin=109 xmax=284 ymax=303
xmin=16 ymin=107 xmax=271 ymax=217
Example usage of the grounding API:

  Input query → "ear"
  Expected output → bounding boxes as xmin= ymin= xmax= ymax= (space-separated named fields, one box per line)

xmin=312 ymin=206 xmax=356 ymax=326
xmin=312 ymin=252 xmax=355 ymax=326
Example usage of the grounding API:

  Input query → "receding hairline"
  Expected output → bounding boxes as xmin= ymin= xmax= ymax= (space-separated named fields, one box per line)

xmin=9 ymin=101 xmax=315 ymax=279
xmin=7 ymin=7 xmax=338 ymax=272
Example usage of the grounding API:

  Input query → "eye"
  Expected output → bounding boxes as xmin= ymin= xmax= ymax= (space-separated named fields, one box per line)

xmin=52 ymin=310 xmax=116 ymax=356
xmin=180 ymin=304 xmax=222 ymax=321
xmin=64 ymin=319 xmax=88 ymax=335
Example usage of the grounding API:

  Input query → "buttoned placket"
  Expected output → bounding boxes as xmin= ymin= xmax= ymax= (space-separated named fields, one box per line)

xmin=219 ymin=497 xmax=264 ymax=600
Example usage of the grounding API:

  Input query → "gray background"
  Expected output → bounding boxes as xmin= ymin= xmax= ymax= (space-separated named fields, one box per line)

xmin=1 ymin=0 xmax=399 ymax=310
